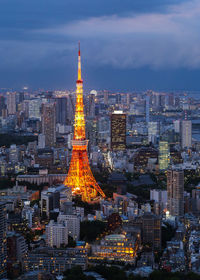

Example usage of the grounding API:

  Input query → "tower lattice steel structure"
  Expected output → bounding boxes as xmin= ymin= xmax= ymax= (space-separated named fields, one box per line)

xmin=64 ymin=44 xmax=106 ymax=202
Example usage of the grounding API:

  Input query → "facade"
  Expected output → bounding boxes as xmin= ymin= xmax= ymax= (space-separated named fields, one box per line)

xmin=17 ymin=174 xmax=67 ymax=186
xmin=174 ymin=120 xmax=181 ymax=133
xmin=148 ymin=122 xmax=159 ymax=144
xmin=55 ymin=97 xmax=68 ymax=125
xmin=57 ymin=214 xmax=80 ymax=241
xmin=7 ymin=92 xmax=16 ymax=115
xmin=46 ymin=220 xmax=68 ymax=248
xmin=41 ymin=188 xmax=60 ymax=218
xmin=38 ymin=133 xmax=45 ymax=149
xmin=133 ymin=147 xmax=158 ymax=173
xmin=150 ymin=189 xmax=167 ymax=210
xmin=145 ymin=95 xmax=150 ymax=123
xmin=111 ymin=111 xmax=126 ymax=151
xmin=9 ymin=144 xmax=19 ymax=163
xmin=159 ymin=141 xmax=170 ymax=170
xmin=0 ymin=202 xmax=7 ymax=279
xmin=41 ymin=103 xmax=56 ymax=147
xmin=7 ymin=232 xmax=28 ymax=262
xmin=167 ymin=169 xmax=184 ymax=216
xmin=92 ymin=234 xmax=138 ymax=263
xmin=181 ymin=120 xmax=192 ymax=149
xmin=142 ymin=213 xmax=161 ymax=250
xmin=28 ymin=99 xmax=41 ymax=119
xmin=24 ymin=247 xmax=88 ymax=274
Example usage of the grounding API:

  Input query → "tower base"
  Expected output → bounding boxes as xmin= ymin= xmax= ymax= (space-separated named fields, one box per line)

xmin=64 ymin=149 xmax=105 ymax=202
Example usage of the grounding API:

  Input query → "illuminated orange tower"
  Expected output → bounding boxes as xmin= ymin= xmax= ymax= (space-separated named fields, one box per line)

xmin=64 ymin=44 xmax=105 ymax=202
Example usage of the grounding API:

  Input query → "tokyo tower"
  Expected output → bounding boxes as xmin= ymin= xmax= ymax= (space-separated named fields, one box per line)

xmin=64 ymin=44 xmax=106 ymax=202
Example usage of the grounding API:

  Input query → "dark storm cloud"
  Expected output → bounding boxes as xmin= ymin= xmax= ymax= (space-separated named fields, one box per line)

xmin=0 ymin=0 xmax=199 ymax=90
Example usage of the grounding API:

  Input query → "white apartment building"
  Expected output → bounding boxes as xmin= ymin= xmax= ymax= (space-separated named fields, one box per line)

xmin=57 ymin=214 xmax=80 ymax=241
xmin=46 ymin=220 xmax=68 ymax=248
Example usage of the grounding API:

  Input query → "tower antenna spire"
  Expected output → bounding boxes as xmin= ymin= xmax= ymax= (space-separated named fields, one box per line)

xmin=78 ymin=42 xmax=82 ymax=81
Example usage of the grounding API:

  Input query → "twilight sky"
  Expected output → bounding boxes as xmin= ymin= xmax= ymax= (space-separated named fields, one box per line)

xmin=0 ymin=0 xmax=200 ymax=91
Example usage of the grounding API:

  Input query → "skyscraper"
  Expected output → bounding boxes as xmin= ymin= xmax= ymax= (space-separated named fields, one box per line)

xmin=0 ymin=96 xmax=6 ymax=116
xmin=167 ymin=169 xmax=184 ymax=216
xmin=159 ymin=141 xmax=170 ymax=170
xmin=141 ymin=213 xmax=161 ymax=250
xmin=174 ymin=120 xmax=181 ymax=133
xmin=145 ymin=94 xmax=150 ymax=123
xmin=64 ymin=44 xmax=105 ymax=202
xmin=111 ymin=111 xmax=126 ymax=151
xmin=41 ymin=103 xmax=56 ymax=147
xmin=148 ymin=122 xmax=159 ymax=144
xmin=55 ymin=97 xmax=68 ymax=125
xmin=181 ymin=120 xmax=192 ymax=149
xmin=0 ymin=202 xmax=7 ymax=279
xmin=7 ymin=92 xmax=16 ymax=115
xmin=28 ymin=99 xmax=42 ymax=119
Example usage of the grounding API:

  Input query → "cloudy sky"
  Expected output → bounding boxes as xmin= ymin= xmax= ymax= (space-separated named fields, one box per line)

xmin=0 ymin=0 xmax=200 ymax=91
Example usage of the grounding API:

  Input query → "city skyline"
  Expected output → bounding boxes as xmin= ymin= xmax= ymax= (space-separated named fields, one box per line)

xmin=1 ymin=0 xmax=200 ymax=90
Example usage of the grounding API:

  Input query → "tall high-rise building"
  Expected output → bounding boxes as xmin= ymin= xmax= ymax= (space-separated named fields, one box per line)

xmin=38 ymin=134 xmax=46 ymax=149
xmin=0 ymin=202 xmax=7 ymax=279
xmin=88 ymin=91 xmax=96 ymax=117
xmin=159 ymin=141 xmax=170 ymax=170
xmin=141 ymin=213 xmax=161 ymax=250
xmin=9 ymin=144 xmax=19 ymax=163
xmin=167 ymin=169 xmax=184 ymax=216
xmin=0 ymin=96 xmax=6 ymax=116
xmin=174 ymin=120 xmax=181 ymax=133
xmin=64 ymin=44 xmax=105 ymax=202
xmin=28 ymin=99 xmax=42 ymax=119
xmin=181 ymin=120 xmax=192 ymax=149
xmin=41 ymin=103 xmax=56 ymax=147
xmin=41 ymin=188 xmax=60 ymax=218
xmin=7 ymin=92 xmax=16 ymax=115
xmin=55 ymin=97 xmax=68 ymax=125
xmin=145 ymin=95 xmax=150 ymax=123
xmin=111 ymin=111 xmax=126 ymax=151
xmin=148 ymin=121 xmax=159 ymax=144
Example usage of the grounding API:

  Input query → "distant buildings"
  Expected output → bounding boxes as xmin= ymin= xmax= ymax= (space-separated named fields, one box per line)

xmin=159 ymin=141 xmax=170 ymax=170
xmin=174 ymin=120 xmax=181 ymax=133
xmin=0 ymin=202 xmax=7 ymax=279
xmin=28 ymin=99 xmax=41 ymax=119
xmin=150 ymin=189 xmax=167 ymax=210
xmin=41 ymin=103 xmax=56 ymax=147
xmin=167 ymin=169 xmax=184 ymax=216
xmin=7 ymin=92 xmax=16 ymax=115
xmin=9 ymin=144 xmax=19 ymax=163
xmin=148 ymin=122 xmax=159 ymax=144
xmin=181 ymin=120 xmax=192 ymax=149
xmin=111 ymin=111 xmax=126 ymax=151
xmin=55 ymin=97 xmax=68 ymax=125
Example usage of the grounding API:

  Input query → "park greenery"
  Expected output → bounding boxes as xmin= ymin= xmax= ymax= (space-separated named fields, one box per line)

xmin=80 ymin=220 xmax=107 ymax=242
xmin=0 ymin=133 xmax=37 ymax=147
xmin=64 ymin=266 xmax=200 ymax=280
